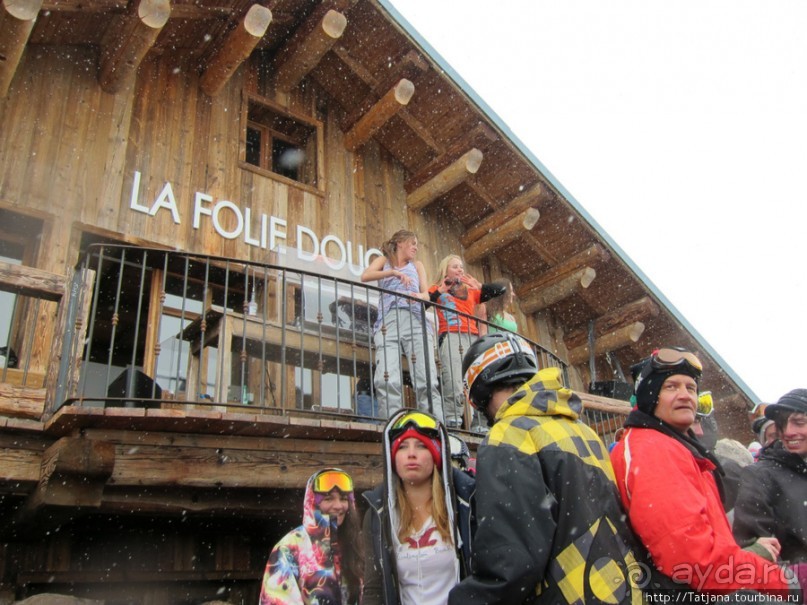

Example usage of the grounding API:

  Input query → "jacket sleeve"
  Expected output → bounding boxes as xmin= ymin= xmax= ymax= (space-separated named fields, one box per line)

xmin=361 ymin=507 xmax=385 ymax=605
xmin=259 ymin=537 xmax=305 ymax=605
xmin=732 ymin=464 xmax=778 ymax=547
xmin=448 ymin=440 xmax=556 ymax=605
xmin=624 ymin=437 xmax=789 ymax=593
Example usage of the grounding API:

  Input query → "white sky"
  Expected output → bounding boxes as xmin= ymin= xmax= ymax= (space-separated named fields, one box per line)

xmin=388 ymin=0 xmax=806 ymax=404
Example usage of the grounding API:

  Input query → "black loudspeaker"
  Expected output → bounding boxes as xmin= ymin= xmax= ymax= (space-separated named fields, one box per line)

xmin=589 ymin=380 xmax=632 ymax=402
xmin=106 ymin=367 xmax=162 ymax=408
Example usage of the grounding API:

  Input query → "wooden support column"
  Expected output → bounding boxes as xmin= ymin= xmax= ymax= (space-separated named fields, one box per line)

xmin=564 ymin=296 xmax=660 ymax=350
xmin=516 ymin=243 xmax=610 ymax=300
xmin=567 ymin=322 xmax=646 ymax=365
xmin=0 ymin=0 xmax=42 ymax=97
xmin=460 ymin=182 xmax=545 ymax=248
xmin=98 ymin=0 xmax=170 ymax=94
xmin=464 ymin=208 xmax=540 ymax=264
xmin=406 ymin=148 xmax=483 ymax=211
xmin=343 ymin=78 xmax=415 ymax=151
xmin=12 ymin=437 xmax=116 ymax=531
xmin=200 ymin=4 xmax=272 ymax=97
xmin=520 ymin=266 xmax=596 ymax=313
xmin=273 ymin=8 xmax=347 ymax=92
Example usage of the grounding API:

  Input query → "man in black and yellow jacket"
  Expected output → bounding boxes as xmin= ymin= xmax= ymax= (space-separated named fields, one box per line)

xmin=448 ymin=333 xmax=643 ymax=605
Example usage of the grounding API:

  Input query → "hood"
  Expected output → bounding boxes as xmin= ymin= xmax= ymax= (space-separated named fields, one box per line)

xmin=496 ymin=366 xmax=582 ymax=423
xmin=301 ymin=468 xmax=356 ymax=541
xmin=382 ymin=410 xmax=457 ymax=543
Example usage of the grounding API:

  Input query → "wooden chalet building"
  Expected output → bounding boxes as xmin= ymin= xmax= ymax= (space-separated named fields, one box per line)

xmin=0 ymin=0 xmax=759 ymax=601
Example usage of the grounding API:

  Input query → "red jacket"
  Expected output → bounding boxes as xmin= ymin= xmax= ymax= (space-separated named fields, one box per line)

xmin=611 ymin=426 xmax=790 ymax=594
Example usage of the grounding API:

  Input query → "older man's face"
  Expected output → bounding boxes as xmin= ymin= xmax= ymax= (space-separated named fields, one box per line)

xmin=654 ymin=375 xmax=698 ymax=432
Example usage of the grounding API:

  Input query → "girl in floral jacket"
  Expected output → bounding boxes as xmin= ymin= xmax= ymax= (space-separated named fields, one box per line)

xmin=260 ymin=468 xmax=363 ymax=605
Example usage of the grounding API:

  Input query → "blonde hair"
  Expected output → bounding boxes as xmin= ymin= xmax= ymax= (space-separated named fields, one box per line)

xmin=395 ymin=470 xmax=452 ymax=545
xmin=433 ymin=254 xmax=462 ymax=286
xmin=381 ymin=230 xmax=417 ymax=263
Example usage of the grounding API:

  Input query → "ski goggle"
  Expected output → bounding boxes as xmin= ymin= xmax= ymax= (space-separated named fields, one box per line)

xmin=697 ymin=391 xmax=714 ymax=417
xmin=312 ymin=469 xmax=354 ymax=494
xmin=388 ymin=411 xmax=441 ymax=442
xmin=650 ymin=348 xmax=703 ymax=374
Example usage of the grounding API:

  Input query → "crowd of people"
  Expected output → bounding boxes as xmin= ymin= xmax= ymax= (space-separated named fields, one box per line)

xmin=256 ymin=229 xmax=806 ymax=603
xmin=258 ymin=326 xmax=806 ymax=604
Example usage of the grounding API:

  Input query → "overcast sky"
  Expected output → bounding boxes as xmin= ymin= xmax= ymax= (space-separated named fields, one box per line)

xmin=387 ymin=0 xmax=807 ymax=404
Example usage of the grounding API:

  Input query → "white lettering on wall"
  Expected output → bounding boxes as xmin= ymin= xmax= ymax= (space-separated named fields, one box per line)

xmin=129 ymin=170 xmax=382 ymax=273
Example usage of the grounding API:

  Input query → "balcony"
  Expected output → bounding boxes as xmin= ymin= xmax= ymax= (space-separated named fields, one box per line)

xmin=0 ymin=244 xmax=631 ymax=445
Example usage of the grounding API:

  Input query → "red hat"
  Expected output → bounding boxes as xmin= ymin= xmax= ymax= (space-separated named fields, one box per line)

xmin=391 ymin=427 xmax=442 ymax=468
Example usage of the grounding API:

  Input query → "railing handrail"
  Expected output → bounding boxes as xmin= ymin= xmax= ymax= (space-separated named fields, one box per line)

xmin=51 ymin=244 xmax=590 ymax=432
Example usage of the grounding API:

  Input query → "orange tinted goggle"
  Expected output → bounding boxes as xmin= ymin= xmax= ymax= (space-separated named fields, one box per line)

xmin=651 ymin=348 xmax=703 ymax=373
xmin=313 ymin=470 xmax=353 ymax=494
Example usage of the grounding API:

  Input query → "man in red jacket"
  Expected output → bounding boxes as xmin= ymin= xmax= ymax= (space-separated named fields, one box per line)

xmin=610 ymin=347 xmax=798 ymax=600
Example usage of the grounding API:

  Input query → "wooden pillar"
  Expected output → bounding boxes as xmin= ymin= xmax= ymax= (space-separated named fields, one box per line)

xmin=406 ymin=148 xmax=484 ymax=211
xmin=567 ymin=322 xmax=646 ymax=365
xmin=273 ymin=8 xmax=347 ymax=92
xmin=520 ymin=266 xmax=596 ymax=314
xmin=463 ymin=208 xmax=540 ymax=264
xmin=98 ymin=0 xmax=171 ymax=94
xmin=200 ymin=4 xmax=272 ymax=97
xmin=0 ymin=0 xmax=43 ymax=97
xmin=343 ymin=78 xmax=415 ymax=151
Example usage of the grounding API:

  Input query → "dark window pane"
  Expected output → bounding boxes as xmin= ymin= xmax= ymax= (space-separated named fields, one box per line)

xmin=246 ymin=127 xmax=262 ymax=167
xmin=272 ymin=139 xmax=303 ymax=181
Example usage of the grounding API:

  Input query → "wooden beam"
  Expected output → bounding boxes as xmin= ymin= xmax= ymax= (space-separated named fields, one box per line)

xmin=564 ymin=296 xmax=661 ymax=350
xmin=0 ymin=259 xmax=65 ymax=301
xmin=200 ymin=4 xmax=272 ymax=97
xmin=343 ymin=78 xmax=415 ymax=151
xmin=464 ymin=208 xmax=540 ymax=265
xmin=98 ymin=0 xmax=170 ymax=94
xmin=406 ymin=148 xmax=483 ymax=211
xmin=273 ymin=8 xmax=347 ymax=93
xmin=515 ymin=243 xmax=610 ymax=299
xmin=340 ymin=49 xmax=428 ymax=131
xmin=524 ymin=232 xmax=559 ymax=265
xmin=567 ymin=322 xmax=646 ymax=365
xmin=460 ymin=182 xmax=545 ymax=248
xmin=405 ymin=124 xmax=498 ymax=193
xmin=11 ymin=437 xmax=116 ymax=533
xmin=520 ymin=267 xmax=596 ymax=314
xmin=0 ymin=0 xmax=42 ymax=97
xmin=0 ymin=381 xmax=45 ymax=419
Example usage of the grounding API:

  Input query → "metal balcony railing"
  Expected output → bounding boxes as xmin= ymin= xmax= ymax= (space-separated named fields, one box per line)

xmin=50 ymin=245 xmax=573 ymax=433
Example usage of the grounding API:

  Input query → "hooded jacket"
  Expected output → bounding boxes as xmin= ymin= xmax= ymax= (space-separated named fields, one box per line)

xmin=448 ymin=367 xmax=642 ymax=605
xmin=733 ymin=441 xmax=807 ymax=563
xmin=611 ymin=410 xmax=791 ymax=595
xmin=362 ymin=413 xmax=475 ymax=605
xmin=259 ymin=471 xmax=357 ymax=605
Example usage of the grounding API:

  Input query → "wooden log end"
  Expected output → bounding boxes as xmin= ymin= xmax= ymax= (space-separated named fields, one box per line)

xmin=244 ymin=4 xmax=273 ymax=37
xmin=465 ymin=148 xmax=484 ymax=173
xmin=394 ymin=78 xmax=415 ymax=105
xmin=322 ymin=9 xmax=348 ymax=39
xmin=522 ymin=207 xmax=541 ymax=230
xmin=5 ymin=0 xmax=43 ymax=21
xmin=137 ymin=0 xmax=171 ymax=29
xmin=580 ymin=266 xmax=596 ymax=288
xmin=629 ymin=321 xmax=645 ymax=342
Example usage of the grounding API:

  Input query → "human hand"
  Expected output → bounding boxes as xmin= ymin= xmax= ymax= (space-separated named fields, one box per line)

xmin=755 ymin=536 xmax=781 ymax=561
xmin=462 ymin=274 xmax=481 ymax=290
xmin=394 ymin=270 xmax=412 ymax=288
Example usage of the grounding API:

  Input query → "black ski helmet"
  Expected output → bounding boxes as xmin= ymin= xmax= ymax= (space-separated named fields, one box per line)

xmin=462 ymin=333 xmax=538 ymax=410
